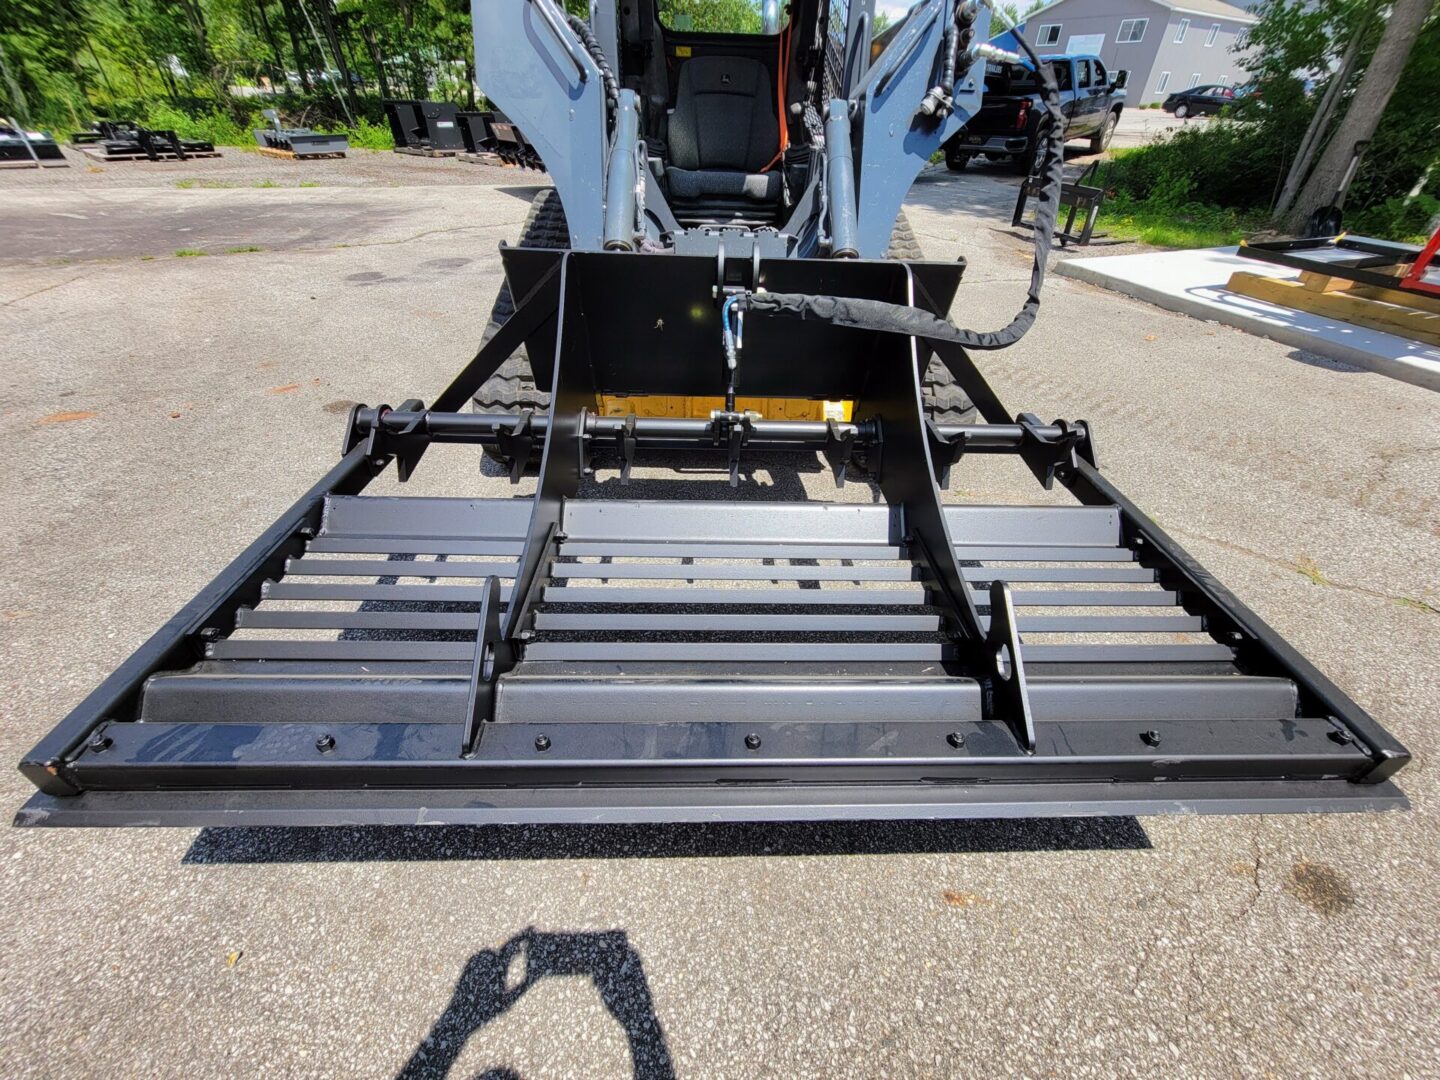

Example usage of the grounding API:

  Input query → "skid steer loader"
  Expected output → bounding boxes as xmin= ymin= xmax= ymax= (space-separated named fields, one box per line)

xmin=15 ymin=0 xmax=1409 ymax=828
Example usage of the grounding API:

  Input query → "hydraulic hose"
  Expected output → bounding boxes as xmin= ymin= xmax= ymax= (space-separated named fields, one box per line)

xmin=754 ymin=16 xmax=1066 ymax=351
xmin=567 ymin=13 xmax=620 ymax=115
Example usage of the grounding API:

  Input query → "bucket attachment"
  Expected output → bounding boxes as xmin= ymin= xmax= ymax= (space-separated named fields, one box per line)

xmin=16 ymin=252 xmax=1410 ymax=827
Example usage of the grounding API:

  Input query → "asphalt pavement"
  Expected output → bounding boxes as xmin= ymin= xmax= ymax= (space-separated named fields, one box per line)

xmin=0 ymin=150 xmax=1435 ymax=1079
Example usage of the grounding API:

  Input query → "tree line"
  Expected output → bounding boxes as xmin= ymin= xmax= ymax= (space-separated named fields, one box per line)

xmin=0 ymin=0 xmax=763 ymax=133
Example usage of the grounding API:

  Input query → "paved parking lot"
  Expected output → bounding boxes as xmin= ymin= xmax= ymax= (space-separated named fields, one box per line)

xmin=0 ymin=152 xmax=1435 ymax=1079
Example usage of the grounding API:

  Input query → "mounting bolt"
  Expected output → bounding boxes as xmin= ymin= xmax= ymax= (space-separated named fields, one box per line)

xmin=315 ymin=734 xmax=336 ymax=753
xmin=744 ymin=733 xmax=762 ymax=750
xmin=87 ymin=731 xmax=113 ymax=753
xmin=1140 ymin=729 xmax=1162 ymax=747
xmin=534 ymin=735 xmax=551 ymax=752
xmin=946 ymin=731 xmax=966 ymax=748
xmin=1328 ymin=728 xmax=1355 ymax=745
xmin=199 ymin=626 xmax=220 ymax=642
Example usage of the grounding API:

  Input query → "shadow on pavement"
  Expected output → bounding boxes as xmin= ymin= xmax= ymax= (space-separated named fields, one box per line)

xmin=184 ymin=817 xmax=1150 ymax=864
xmin=396 ymin=928 xmax=674 ymax=1080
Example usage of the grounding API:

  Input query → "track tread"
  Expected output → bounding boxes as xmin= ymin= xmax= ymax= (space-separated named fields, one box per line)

xmin=474 ymin=188 xmax=568 ymax=414
xmin=889 ymin=211 xmax=977 ymax=426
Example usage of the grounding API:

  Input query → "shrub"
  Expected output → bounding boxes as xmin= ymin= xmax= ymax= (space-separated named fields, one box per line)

xmin=342 ymin=117 xmax=394 ymax=150
xmin=1347 ymin=195 xmax=1440 ymax=245
xmin=142 ymin=104 xmax=255 ymax=147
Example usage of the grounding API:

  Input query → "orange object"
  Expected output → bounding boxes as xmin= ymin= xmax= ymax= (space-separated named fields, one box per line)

xmin=760 ymin=18 xmax=791 ymax=172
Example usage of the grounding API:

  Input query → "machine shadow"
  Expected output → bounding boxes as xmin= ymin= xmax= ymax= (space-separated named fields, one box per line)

xmin=184 ymin=816 xmax=1150 ymax=864
xmin=395 ymin=928 xmax=674 ymax=1080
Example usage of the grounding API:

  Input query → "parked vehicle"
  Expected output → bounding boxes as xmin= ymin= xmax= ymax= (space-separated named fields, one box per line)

xmin=1162 ymin=83 xmax=1245 ymax=118
xmin=943 ymin=53 xmax=1126 ymax=172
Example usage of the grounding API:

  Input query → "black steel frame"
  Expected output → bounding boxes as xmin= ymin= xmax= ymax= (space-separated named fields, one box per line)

xmin=14 ymin=250 xmax=1411 ymax=827
xmin=1237 ymin=235 xmax=1426 ymax=292
xmin=1013 ymin=161 xmax=1109 ymax=247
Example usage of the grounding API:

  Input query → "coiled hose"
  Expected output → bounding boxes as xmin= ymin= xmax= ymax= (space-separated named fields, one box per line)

xmin=751 ymin=20 xmax=1066 ymax=352
xmin=567 ymin=13 xmax=619 ymax=115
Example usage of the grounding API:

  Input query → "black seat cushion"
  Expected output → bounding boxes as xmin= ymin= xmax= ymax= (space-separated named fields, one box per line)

xmin=668 ymin=56 xmax=779 ymax=173
xmin=665 ymin=166 xmax=782 ymax=202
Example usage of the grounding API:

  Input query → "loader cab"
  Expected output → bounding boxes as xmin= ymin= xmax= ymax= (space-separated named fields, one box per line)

xmin=615 ymin=0 xmax=823 ymax=228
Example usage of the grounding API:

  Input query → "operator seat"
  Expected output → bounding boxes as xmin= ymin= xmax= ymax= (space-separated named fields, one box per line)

xmin=665 ymin=55 xmax=783 ymax=207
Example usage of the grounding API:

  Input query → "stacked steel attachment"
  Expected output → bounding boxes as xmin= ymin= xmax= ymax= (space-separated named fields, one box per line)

xmin=0 ymin=120 xmax=68 ymax=168
xmin=14 ymin=248 xmax=1410 ymax=827
xmin=253 ymin=109 xmax=349 ymax=158
xmin=70 ymin=120 xmax=219 ymax=162
xmin=385 ymin=100 xmax=467 ymax=156
xmin=458 ymin=110 xmax=545 ymax=170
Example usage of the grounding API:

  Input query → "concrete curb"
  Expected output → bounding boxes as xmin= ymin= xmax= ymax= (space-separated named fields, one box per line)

xmin=1055 ymin=247 xmax=1440 ymax=394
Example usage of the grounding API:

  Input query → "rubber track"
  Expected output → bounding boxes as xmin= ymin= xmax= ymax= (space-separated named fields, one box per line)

xmin=473 ymin=189 xmax=568 ymax=414
xmin=890 ymin=211 xmax=977 ymax=426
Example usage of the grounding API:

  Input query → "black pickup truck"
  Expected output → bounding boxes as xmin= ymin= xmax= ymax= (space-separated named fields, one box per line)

xmin=944 ymin=53 xmax=1127 ymax=172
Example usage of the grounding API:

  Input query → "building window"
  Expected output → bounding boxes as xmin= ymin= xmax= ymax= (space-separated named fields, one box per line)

xmin=1155 ymin=71 xmax=1170 ymax=93
xmin=1235 ymin=27 xmax=1250 ymax=48
xmin=1117 ymin=18 xmax=1148 ymax=43
xmin=1035 ymin=24 xmax=1061 ymax=46
xmin=1205 ymin=22 xmax=1220 ymax=46
xmin=1188 ymin=73 xmax=1202 ymax=89
xmin=1216 ymin=74 xmax=1229 ymax=86
xmin=1174 ymin=18 xmax=1189 ymax=43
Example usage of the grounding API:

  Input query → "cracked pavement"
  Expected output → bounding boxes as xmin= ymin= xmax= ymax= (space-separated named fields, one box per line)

xmin=0 ymin=154 xmax=1437 ymax=1079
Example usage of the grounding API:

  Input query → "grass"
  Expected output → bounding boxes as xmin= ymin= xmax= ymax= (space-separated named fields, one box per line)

xmin=1294 ymin=555 xmax=1331 ymax=587
xmin=1097 ymin=192 xmax=1266 ymax=249
xmin=174 ymin=248 xmax=207 ymax=258
xmin=298 ymin=180 xmax=321 ymax=188
xmin=225 ymin=245 xmax=263 ymax=254
xmin=174 ymin=178 xmax=239 ymax=189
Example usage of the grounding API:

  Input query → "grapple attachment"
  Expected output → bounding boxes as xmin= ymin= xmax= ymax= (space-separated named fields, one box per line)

xmin=16 ymin=252 xmax=1409 ymax=827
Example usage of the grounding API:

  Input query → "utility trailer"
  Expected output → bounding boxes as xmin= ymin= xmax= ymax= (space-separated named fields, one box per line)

xmin=70 ymin=120 xmax=219 ymax=162
xmin=384 ymin=100 xmax=466 ymax=156
xmin=15 ymin=0 xmax=1409 ymax=828
xmin=253 ymin=109 xmax=348 ymax=159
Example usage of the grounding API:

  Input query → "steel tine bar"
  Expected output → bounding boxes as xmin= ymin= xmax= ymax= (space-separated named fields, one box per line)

xmin=431 ymin=256 xmax=563 ymax=413
xmin=987 ymin=580 xmax=1036 ymax=754
xmin=461 ymin=576 xmax=512 ymax=757
xmin=503 ymin=254 xmax=594 ymax=641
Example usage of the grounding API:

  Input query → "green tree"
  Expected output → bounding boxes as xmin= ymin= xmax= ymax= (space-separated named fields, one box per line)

xmin=658 ymin=0 xmax=763 ymax=33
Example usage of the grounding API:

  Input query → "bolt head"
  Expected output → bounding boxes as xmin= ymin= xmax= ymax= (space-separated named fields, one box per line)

xmin=1140 ymin=729 xmax=1161 ymax=747
xmin=534 ymin=735 xmax=551 ymax=752
xmin=88 ymin=732 xmax=113 ymax=753
xmin=315 ymin=734 xmax=336 ymax=753
xmin=744 ymin=733 xmax=762 ymax=750
xmin=946 ymin=731 xmax=965 ymax=748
